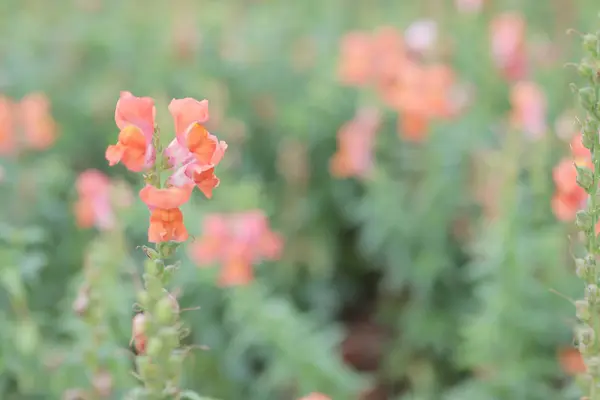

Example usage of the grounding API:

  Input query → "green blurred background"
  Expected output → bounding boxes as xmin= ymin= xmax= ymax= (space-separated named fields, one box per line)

xmin=0 ymin=0 xmax=598 ymax=398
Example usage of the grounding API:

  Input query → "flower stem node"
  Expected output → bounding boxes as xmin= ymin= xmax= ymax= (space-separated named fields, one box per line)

xmin=577 ymin=299 xmax=592 ymax=322
xmin=577 ymin=210 xmax=595 ymax=231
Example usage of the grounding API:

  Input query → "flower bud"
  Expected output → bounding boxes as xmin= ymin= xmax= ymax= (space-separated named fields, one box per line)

xmin=584 ymin=34 xmax=599 ymax=57
xmin=587 ymin=356 xmax=600 ymax=376
xmin=159 ymin=327 xmax=180 ymax=350
xmin=144 ymin=275 xmax=163 ymax=299
xmin=576 ymin=299 xmax=591 ymax=321
xmin=144 ymin=259 xmax=160 ymax=276
xmin=577 ymin=324 xmax=596 ymax=347
xmin=579 ymin=87 xmax=597 ymax=110
xmin=586 ymin=284 xmax=599 ymax=304
xmin=576 ymin=210 xmax=594 ymax=231
xmin=576 ymin=165 xmax=594 ymax=192
xmin=132 ymin=313 xmax=147 ymax=354
xmin=158 ymin=242 xmax=180 ymax=258
xmin=141 ymin=246 xmax=159 ymax=260
xmin=136 ymin=355 xmax=159 ymax=383
xmin=146 ymin=337 xmax=164 ymax=358
xmin=583 ymin=119 xmax=599 ymax=149
xmin=579 ymin=62 xmax=595 ymax=79
xmin=155 ymin=296 xmax=176 ymax=325
xmin=576 ymin=258 xmax=592 ymax=279
xmin=137 ymin=291 xmax=151 ymax=309
xmin=168 ymin=352 xmax=186 ymax=380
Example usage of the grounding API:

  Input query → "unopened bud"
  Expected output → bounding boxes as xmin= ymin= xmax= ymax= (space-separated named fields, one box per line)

xmin=576 ymin=165 xmax=594 ymax=191
xmin=168 ymin=352 xmax=186 ymax=380
xmin=136 ymin=355 xmax=159 ymax=382
xmin=587 ymin=284 xmax=599 ymax=304
xmin=588 ymin=356 xmax=600 ymax=376
xmin=579 ymin=87 xmax=597 ymax=110
xmin=579 ymin=62 xmax=595 ymax=79
xmin=578 ymin=324 xmax=596 ymax=347
xmin=576 ymin=210 xmax=594 ymax=231
xmin=146 ymin=337 xmax=164 ymax=358
xmin=137 ymin=291 xmax=150 ymax=309
xmin=159 ymin=326 xmax=180 ymax=350
xmin=156 ymin=295 xmax=177 ymax=325
xmin=576 ymin=299 xmax=591 ymax=321
xmin=584 ymin=34 xmax=600 ymax=56
xmin=132 ymin=313 xmax=147 ymax=354
xmin=141 ymin=246 xmax=159 ymax=260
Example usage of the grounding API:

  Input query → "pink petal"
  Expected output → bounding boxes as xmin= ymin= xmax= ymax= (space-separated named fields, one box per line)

xmin=168 ymin=98 xmax=209 ymax=142
xmin=115 ymin=91 xmax=156 ymax=143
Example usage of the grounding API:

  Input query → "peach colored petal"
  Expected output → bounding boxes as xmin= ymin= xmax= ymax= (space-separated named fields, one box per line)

xmin=114 ymin=91 xmax=155 ymax=142
xmin=165 ymin=138 xmax=194 ymax=168
xmin=105 ymin=144 xmax=125 ymax=166
xmin=297 ymin=393 xmax=331 ymax=400
xmin=139 ymin=184 xmax=193 ymax=209
xmin=169 ymin=98 xmax=209 ymax=140
xmin=0 ymin=96 xmax=16 ymax=155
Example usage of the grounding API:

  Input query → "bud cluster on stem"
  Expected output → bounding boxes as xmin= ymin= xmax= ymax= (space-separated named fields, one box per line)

xmin=572 ymin=30 xmax=600 ymax=400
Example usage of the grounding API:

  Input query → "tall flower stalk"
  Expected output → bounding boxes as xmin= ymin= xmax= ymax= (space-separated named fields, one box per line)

xmin=572 ymin=31 xmax=600 ymax=399
xmin=105 ymin=92 xmax=226 ymax=400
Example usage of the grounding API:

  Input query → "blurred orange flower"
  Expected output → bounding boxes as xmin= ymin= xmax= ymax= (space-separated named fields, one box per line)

xmin=490 ymin=13 xmax=528 ymax=81
xmin=74 ymin=169 xmax=116 ymax=231
xmin=139 ymin=184 xmax=194 ymax=243
xmin=0 ymin=93 xmax=57 ymax=156
xmin=558 ymin=347 xmax=586 ymax=375
xmin=19 ymin=92 xmax=58 ymax=151
xmin=106 ymin=91 xmax=156 ymax=172
xmin=509 ymin=81 xmax=547 ymax=139
xmin=330 ymin=108 xmax=380 ymax=179
xmin=552 ymin=133 xmax=593 ymax=222
xmin=189 ymin=210 xmax=283 ymax=287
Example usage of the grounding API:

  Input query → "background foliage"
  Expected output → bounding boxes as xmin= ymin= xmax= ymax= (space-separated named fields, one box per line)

xmin=0 ymin=0 xmax=598 ymax=399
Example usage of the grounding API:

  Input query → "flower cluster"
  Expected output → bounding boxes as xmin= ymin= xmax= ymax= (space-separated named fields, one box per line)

xmin=553 ymin=133 xmax=593 ymax=222
xmin=106 ymin=91 xmax=226 ymax=398
xmin=337 ymin=26 xmax=461 ymax=143
xmin=189 ymin=210 xmax=283 ymax=287
xmin=0 ymin=92 xmax=57 ymax=155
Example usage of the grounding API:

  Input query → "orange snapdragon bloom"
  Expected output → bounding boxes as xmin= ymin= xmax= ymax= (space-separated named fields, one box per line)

xmin=139 ymin=184 xmax=194 ymax=243
xmin=330 ymin=108 xmax=380 ymax=179
xmin=165 ymin=98 xmax=227 ymax=196
xmin=106 ymin=91 xmax=156 ymax=172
